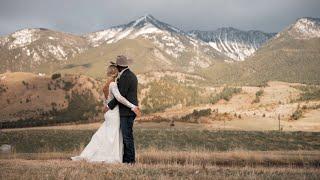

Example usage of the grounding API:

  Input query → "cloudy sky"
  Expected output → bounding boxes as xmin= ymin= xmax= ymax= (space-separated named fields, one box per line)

xmin=0 ymin=0 xmax=319 ymax=35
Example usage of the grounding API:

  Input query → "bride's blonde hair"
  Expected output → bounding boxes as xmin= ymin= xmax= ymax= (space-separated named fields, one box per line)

xmin=107 ymin=64 xmax=118 ymax=81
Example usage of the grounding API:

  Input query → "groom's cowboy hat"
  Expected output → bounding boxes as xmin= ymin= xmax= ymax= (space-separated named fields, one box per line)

xmin=111 ymin=55 xmax=133 ymax=67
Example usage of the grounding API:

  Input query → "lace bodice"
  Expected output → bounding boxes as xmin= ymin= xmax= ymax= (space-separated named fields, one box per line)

xmin=105 ymin=82 xmax=136 ymax=109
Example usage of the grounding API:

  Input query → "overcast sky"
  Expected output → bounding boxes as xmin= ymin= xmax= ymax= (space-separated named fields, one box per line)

xmin=0 ymin=0 xmax=319 ymax=36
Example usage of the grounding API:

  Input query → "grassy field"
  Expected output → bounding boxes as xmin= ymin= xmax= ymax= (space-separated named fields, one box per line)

xmin=1 ymin=125 xmax=320 ymax=179
xmin=2 ymin=158 xmax=319 ymax=180
xmin=1 ymin=150 xmax=320 ymax=179
xmin=1 ymin=128 xmax=320 ymax=153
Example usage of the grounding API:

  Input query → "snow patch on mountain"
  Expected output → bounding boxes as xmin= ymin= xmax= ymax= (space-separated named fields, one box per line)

xmin=8 ymin=29 xmax=40 ymax=49
xmin=48 ymin=36 xmax=56 ymax=40
xmin=47 ymin=45 xmax=68 ymax=60
xmin=158 ymin=34 xmax=186 ymax=58
xmin=85 ymin=28 xmax=123 ymax=47
xmin=290 ymin=17 xmax=320 ymax=39
xmin=189 ymin=28 xmax=275 ymax=61
xmin=133 ymin=23 xmax=163 ymax=37
xmin=32 ymin=52 xmax=41 ymax=63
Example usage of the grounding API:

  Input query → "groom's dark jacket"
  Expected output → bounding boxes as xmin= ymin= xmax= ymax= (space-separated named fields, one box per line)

xmin=108 ymin=69 xmax=138 ymax=117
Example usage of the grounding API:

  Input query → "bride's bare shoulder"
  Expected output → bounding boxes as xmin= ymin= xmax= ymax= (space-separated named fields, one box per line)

xmin=103 ymin=80 xmax=115 ymax=91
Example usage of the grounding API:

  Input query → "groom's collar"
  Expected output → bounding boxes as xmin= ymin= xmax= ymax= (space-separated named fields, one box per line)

xmin=117 ymin=67 xmax=129 ymax=79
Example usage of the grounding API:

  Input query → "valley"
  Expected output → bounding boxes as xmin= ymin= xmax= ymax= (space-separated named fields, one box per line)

xmin=1 ymin=70 xmax=319 ymax=131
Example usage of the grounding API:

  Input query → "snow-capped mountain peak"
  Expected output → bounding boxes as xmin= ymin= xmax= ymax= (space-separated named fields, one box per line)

xmin=288 ymin=17 xmax=320 ymax=39
xmin=83 ymin=15 xmax=226 ymax=70
xmin=84 ymin=14 xmax=183 ymax=47
xmin=129 ymin=14 xmax=181 ymax=33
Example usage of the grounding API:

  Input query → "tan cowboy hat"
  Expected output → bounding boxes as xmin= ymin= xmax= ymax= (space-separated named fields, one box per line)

xmin=111 ymin=55 xmax=133 ymax=67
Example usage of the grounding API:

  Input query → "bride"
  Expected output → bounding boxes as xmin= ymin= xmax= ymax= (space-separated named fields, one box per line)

xmin=71 ymin=64 xmax=140 ymax=163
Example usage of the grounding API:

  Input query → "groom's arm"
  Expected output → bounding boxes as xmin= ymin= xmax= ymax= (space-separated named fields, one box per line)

xmin=107 ymin=97 xmax=118 ymax=110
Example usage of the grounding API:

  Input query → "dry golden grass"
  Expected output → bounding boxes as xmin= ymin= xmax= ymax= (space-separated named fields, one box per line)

xmin=2 ymin=149 xmax=319 ymax=167
xmin=1 ymin=153 xmax=319 ymax=179
xmin=1 ymin=121 xmax=320 ymax=179
xmin=137 ymin=149 xmax=320 ymax=167
xmin=1 ymin=150 xmax=319 ymax=179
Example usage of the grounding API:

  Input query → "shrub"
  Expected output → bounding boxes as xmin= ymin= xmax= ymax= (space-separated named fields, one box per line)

xmin=256 ymin=89 xmax=264 ymax=97
xmin=291 ymin=109 xmax=303 ymax=120
xmin=252 ymin=89 xmax=264 ymax=104
xmin=63 ymin=81 xmax=74 ymax=91
xmin=51 ymin=73 xmax=61 ymax=80
xmin=293 ymin=85 xmax=320 ymax=102
xmin=180 ymin=109 xmax=212 ymax=123
xmin=22 ymin=81 xmax=29 ymax=89
xmin=0 ymin=84 xmax=7 ymax=95
xmin=211 ymin=87 xmax=242 ymax=104
xmin=65 ymin=94 xmax=70 ymax=100
xmin=291 ymin=105 xmax=303 ymax=120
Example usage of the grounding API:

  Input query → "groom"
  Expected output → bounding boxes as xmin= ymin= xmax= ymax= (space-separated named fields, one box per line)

xmin=105 ymin=55 xmax=139 ymax=164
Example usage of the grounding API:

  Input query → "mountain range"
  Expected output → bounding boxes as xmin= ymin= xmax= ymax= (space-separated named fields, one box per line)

xmin=1 ymin=15 xmax=320 ymax=124
xmin=0 ymin=15 xmax=319 ymax=85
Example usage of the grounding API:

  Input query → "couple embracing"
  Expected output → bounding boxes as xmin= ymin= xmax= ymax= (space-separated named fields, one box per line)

xmin=72 ymin=55 xmax=141 ymax=164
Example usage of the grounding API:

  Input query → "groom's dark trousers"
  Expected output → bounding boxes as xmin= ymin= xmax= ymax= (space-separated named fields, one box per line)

xmin=120 ymin=115 xmax=136 ymax=163
xmin=108 ymin=68 xmax=138 ymax=164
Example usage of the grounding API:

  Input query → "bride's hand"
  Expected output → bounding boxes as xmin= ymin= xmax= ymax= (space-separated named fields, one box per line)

xmin=132 ymin=107 xmax=142 ymax=117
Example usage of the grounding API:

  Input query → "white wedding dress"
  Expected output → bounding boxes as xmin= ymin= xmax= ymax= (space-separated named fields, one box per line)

xmin=71 ymin=82 xmax=136 ymax=163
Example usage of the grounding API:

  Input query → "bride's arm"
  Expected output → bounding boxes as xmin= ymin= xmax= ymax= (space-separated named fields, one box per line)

xmin=110 ymin=82 xmax=136 ymax=109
